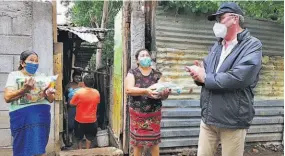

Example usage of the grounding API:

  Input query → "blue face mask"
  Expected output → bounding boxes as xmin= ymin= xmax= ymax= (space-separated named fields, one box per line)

xmin=139 ymin=57 xmax=152 ymax=67
xmin=25 ymin=62 xmax=39 ymax=74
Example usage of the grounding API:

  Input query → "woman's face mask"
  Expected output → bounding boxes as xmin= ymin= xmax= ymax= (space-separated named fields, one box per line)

xmin=24 ymin=62 xmax=39 ymax=75
xmin=137 ymin=51 xmax=152 ymax=67
xmin=22 ymin=54 xmax=39 ymax=75
xmin=139 ymin=57 xmax=152 ymax=67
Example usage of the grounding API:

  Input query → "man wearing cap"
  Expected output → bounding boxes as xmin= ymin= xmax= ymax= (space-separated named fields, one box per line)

xmin=186 ymin=2 xmax=262 ymax=156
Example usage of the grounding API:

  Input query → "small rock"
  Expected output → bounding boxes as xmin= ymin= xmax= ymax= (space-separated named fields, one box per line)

xmin=252 ymin=148 xmax=259 ymax=153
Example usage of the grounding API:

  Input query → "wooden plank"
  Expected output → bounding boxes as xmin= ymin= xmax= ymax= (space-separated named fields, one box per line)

xmin=53 ymin=43 xmax=63 ymax=100
xmin=52 ymin=1 xmax=57 ymax=43
xmin=53 ymin=43 xmax=63 ymax=155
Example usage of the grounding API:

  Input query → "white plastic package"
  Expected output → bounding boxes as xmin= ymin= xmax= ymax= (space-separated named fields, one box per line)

xmin=149 ymin=82 xmax=183 ymax=94
xmin=14 ymin=75 xmax=58 ymax=105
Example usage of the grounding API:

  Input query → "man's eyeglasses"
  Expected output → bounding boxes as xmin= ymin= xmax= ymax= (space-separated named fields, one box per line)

xmin=216 ymin=14 xmax=238 ymax=23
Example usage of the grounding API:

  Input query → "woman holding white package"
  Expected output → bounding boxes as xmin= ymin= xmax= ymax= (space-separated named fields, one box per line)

xmin=125 ymin=49 xmax=171 ymax=156
xmin=4 ymin=50 xmax=55 ymax=156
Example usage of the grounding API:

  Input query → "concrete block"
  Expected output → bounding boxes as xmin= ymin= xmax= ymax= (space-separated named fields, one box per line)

xmin=0 ymin=2 xmax=32 ymax=35
xmin=0 ymin=92 xmax=9 ymax=111
xmin=0 ymin=111 xmax=10 ymax=129
xmin=0 ymin=148 xmax=12 ymax=155
xmin=0 ymin=16 xmax=12 ymax=35
xmin=12 ymin=15 xmax=32 ymax=35
xmin=0 ymin=36 xmax=32 ymax=55
xmin=0 ymin=55 xmax=13 ymax=73
xmin=0 ymin=74 xmax=8 ymax=92
xmin=0 ymin=129 xmax=11 ymax=147
xmin=0 ymin=2 xmax=32 ymax=17
xmin=13 ymin=55 xmax=20 ymax=71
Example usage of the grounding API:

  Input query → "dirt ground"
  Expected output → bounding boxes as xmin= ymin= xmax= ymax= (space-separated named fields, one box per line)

xmin=61 ymin=140 xmax=283 ymax=156
xmin=215 ymin=144 xmax=284 ymax=156
xmin=161 ymin=143 xmax=284 ymax=156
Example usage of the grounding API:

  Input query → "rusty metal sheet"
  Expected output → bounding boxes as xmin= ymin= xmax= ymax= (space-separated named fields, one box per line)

xmin=155 ymin=9 xmax=284 ymax=100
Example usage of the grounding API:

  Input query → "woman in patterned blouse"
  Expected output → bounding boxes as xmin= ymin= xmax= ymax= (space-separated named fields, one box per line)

xmin=125 ymin=49 xmax=171 ymax=156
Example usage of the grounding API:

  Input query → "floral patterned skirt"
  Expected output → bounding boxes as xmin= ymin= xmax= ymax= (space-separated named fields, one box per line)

xmin=129 ymin=107 xmax=162 ymax=147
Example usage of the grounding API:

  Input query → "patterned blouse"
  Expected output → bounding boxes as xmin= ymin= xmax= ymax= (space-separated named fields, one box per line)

xmin=128 ymin=68 xmax=162 ymax=113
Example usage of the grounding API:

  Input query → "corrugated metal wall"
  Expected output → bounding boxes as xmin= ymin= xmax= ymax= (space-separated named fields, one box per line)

xmin=155 ymin=8 xmax=284 ymax=151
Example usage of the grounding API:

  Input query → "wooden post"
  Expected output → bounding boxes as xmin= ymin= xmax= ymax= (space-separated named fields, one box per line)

xmin=52 ymin=1 xmax=63 ymax=155
xmin=130 ymin=1 xmax=145 ymax=69
xmin=150 ymin=1 xmax=157 ymax=52
xmin=129 ymin=0 xmax=146 ymax=155
xmin=122 ymin=1 xmax=131 ymax=154
xmin=96 ymin=0 xmax=109 ymax=69
xmin=52 ymin=1 xmax=57 ymax=43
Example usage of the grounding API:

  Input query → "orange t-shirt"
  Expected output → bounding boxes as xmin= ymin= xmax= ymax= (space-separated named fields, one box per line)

xmin=70 ymin=88 xmax=100 ymax=123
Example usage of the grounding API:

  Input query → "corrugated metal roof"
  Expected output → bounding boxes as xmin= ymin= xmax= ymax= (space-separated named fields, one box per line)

xmin=58 ymin=26 xmax=109 ymax=43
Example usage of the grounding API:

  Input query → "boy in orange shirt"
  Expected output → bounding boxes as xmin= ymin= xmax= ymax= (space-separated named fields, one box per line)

xmin=70 ymin=74 xmax=100 ymax=149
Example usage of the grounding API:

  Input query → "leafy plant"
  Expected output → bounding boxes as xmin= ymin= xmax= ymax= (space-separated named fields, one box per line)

xmin=70 ymin=1 xmax=122 ymax=70
xmin=159 ymin=1 xmax=284 ymax=23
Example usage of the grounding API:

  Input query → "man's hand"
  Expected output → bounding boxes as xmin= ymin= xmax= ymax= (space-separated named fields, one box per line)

xmin=186 ymin=60 xmax=206 ymax=83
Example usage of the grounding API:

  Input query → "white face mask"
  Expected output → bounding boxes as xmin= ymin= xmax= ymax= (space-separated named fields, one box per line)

xmin=213 ymin=23 xmax=227 ymax=38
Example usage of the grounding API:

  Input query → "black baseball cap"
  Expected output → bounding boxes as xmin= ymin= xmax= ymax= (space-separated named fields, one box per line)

xmin=208 ymin=2 xmax=244 ymax=21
